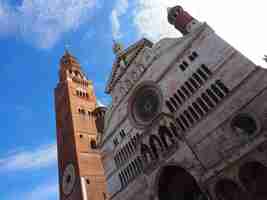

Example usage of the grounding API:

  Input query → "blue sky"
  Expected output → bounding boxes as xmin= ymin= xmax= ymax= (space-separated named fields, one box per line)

xmin=0 ymin=0 xmax=266 ymax=199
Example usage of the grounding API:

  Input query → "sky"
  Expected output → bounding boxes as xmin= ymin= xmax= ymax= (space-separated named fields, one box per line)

xmin=0 ymin=0 xmax=266 ymax=199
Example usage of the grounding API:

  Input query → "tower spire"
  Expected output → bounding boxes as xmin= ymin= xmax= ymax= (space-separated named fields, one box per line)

xmin=64 ymin=44 xmax=71 ymax=56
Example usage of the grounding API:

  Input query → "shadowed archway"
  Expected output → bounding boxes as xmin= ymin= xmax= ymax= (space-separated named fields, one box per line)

xmin=215 ymin=179 xmax=248 ymax=200
xmin=239 ymin=161 xmax=267 ymax=199
xmin=158 ymin=166 xmax=208 ymax=200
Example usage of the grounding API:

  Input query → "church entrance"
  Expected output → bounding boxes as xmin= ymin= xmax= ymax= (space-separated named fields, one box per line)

xmin=158 ymin=166 xmax=208 ymax=200
xmin=214 ymin=179 xmax=248 ymax=200
xmin=239 ymin=161 xmax=267 ymax=200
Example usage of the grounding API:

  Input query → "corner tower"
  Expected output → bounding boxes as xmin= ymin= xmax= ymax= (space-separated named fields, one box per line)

xmin=54 ymin=50 xmax=108 ymax=200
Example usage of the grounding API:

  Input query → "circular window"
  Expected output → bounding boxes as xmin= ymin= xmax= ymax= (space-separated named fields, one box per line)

xmin=231 ymin=114 xmax=258 ymax=136
xmin=129 ymin=82 xmax=162 ymax=128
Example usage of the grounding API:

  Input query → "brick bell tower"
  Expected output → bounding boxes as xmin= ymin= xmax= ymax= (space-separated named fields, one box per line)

xmin=54 ymin=50 xmax=108 ymax=200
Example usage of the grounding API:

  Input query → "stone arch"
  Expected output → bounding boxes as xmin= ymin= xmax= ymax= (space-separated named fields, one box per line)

xmin=214 ymin=179 xmax=248 ymax=200
xmin=141 ymin=144 xmax=154 ymax=165
xmin=157 ymin=165 xmax=208 ymax=200
xmin=158 ymin=125 xmax=176 ymax=148
xmin=149 ymin=135 xmax=164 ymax=159
xmin=239 ymin=161 xmax=267 ymax=199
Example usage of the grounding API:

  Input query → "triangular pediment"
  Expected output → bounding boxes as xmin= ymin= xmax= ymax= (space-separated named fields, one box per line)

xmin=105 ymin=38 xmax=153 ymax=93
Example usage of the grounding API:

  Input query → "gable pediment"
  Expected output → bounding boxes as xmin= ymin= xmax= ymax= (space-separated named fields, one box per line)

xmin=105 ymin=38 xmax=153 ymax=94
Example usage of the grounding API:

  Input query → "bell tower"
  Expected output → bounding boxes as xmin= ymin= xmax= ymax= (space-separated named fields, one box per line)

xmin=54 ymin=50 xmax=108 ymax=200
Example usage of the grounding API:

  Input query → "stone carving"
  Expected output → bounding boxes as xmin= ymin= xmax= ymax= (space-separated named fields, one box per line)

xmin=113 ymin=57 xmax=154 ymax=106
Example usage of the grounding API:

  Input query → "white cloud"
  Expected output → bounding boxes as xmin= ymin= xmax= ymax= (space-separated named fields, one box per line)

xmin=110 ymin=0 xmax=129 ymax=39
xmin=97 ymin=99 xmax=106 ymax=107
xmin=0 ymin=0 xmax=99 ymax=49
xmin=133 ymin=0 xmax=179 ymax=41
xmin=133 ymin=0 xmax=267 ymax=66
xmin=0 ymin=143 xmax=57 ymax=171
xmin=0 ymin=2 xmax=18 ymax=36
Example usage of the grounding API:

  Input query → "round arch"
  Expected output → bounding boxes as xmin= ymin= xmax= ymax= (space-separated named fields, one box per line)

xmin=157 ymin=165 xmax=208 ymax=200
xmin=239 ymin=161 xmax=267 ymax=199
xmin=214 ymin=178 xmax=248 ymax=200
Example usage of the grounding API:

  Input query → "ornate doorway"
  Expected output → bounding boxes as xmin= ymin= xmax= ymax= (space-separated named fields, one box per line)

xmin=158 ymin=166 xmax=208 ymax=200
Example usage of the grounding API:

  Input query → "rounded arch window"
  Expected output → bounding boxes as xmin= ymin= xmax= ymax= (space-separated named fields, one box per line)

xmin=231 ymin=113 xmax=258 ymax=136
xmin=90 ymin=139 xmax=97 ymax=149
xmin=128 ymin=82 xmax=163 ymax=128
xmin=63 ymin=59 xmax=69 ymax=65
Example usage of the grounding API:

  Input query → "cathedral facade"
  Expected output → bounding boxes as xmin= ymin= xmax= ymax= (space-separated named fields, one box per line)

xmin=100 ymin=5 xmax=267 ymax=200
xmin=54 ymin=51 xmax=108 ymax=200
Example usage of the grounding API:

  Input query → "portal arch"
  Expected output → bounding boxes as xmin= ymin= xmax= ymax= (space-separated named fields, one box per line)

xmin=157 ymin=165 xmax=208 ymax=200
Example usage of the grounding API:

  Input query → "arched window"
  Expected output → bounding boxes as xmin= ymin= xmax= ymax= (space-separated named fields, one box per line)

xmin=149 ymin=135 xmax=164 ymax=159
xmin=158 ymin=126 xmax=175 ymax=148
xmin=90 ymin=139 xmax=97 ymax=149
xmin=239 ymin=161 xmax=267 ymax=198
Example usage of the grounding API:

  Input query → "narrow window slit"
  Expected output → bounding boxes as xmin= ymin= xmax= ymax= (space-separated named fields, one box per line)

xmin=202 ymin=93 xmax=215 ymax=108
xmin=192 ymin=102 xmax=204 ymax=117
xmin=192 ymin=51 xmax=198 ymax=58
xmin=185 ymin=81 xmax=195 ymax=93
xmin=180 ymin=114 xmax=190 ymax=128
xmin=197 ymin=97 xmax=209 ymax=113
xmin=189 ymin=77 xmax=199 ymax=89
xmin=183 ymin=61 xmax=189 ymax=67
xmin=177 ymin=89 xmax=186 ymax=101
xmin=211 ymin=84 xmax=224 ymax=98
xmin=181 ymin=86 xmax=190 ymax=98
xmin=206 ymin=89 xmax=219 ymax=103
xmin=170 ymin=97 xmax=179 ymax=109
xmin=166 ymin=101 xmax=175 ymax=113
xmin=193 ymin=73 xmax=204 ymax=85
xmin=176 ymin=117 xmax=186 ymax=131
xmin=216 ymin=80 xmax=229 ymax=94
xmin=184 ymin=110 xmax=194 ymax=125
xmin=188 ymin=106 xmax=199 ymax=120
xmin=197 ymin=68 xmax=208 ymax=81
xmin=174 ymin=93 xmax=182 ymax=104
xmin=179 ymin=64 xmax=186 ymax=71
xmin=201 ymin=64 xmax=212 ymax=75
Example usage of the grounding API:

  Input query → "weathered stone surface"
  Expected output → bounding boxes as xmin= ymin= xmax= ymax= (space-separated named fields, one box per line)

xmin=102 ymin=6 xmax=267 ymax=200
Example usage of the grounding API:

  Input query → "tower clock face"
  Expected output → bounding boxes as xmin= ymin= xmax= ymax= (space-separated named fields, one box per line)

xmin=62 ymin=163 xmax=76 ymax=196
